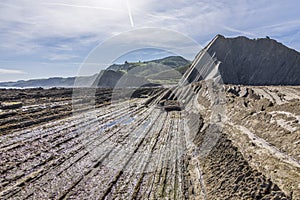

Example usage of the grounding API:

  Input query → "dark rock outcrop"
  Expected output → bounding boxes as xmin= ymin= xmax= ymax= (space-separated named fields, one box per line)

xmin=205 ymin=35 xmax=300 ymax=85
xmin=93 ymin=70 xmax=155 ymax=88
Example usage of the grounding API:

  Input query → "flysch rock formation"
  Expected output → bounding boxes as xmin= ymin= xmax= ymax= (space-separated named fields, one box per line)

xmin=0 ymin=35 xmax=300 ymax=199
xmin=0 ymin=83 xmax=299 ymax=199
xmin=205 ymin=35 xmax=300 ymax=85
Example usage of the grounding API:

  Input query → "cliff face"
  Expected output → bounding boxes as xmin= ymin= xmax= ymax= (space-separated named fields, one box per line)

xmin=206 ymin=35 xmax=300 ymax=85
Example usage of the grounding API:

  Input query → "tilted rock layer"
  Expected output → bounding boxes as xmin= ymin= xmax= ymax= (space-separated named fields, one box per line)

xmin=206 ymin=35 xmax=300 ymax=85
xmin=0 ymin=84 xmax=299 ymax=199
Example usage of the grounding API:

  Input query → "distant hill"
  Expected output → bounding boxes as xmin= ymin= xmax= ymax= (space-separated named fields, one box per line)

xmin=0 ymin=77 xmax=76 ymax=88
xmin=108 ymin=56 xmax=190 ymax=71
xmin=107 ymin=56 xmax=191 ymax=85
xmin=92 ymin=70 xmax=157 ymax=88
xmin=0 ymin=56 xmax=191 ymax=88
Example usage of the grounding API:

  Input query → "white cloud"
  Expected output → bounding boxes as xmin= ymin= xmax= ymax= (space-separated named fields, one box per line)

xmin=0 ymin=0 xmax=300 ymax=80
xmin=1 ymin=0 xmax=300 ymax=53
xmin=0 ymin=68 xmax=26 ymax=74
xmin=221 ymin=26 xmax=258 ymax=37
xmin=46 ymin=54 xmax=78 ymax=61
xmin=0 ymin=0 xmax=133 ymax=54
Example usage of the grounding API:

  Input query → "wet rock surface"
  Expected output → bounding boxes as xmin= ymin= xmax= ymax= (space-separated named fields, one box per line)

xmin=0 ymin=84 xmax=299 ymax=199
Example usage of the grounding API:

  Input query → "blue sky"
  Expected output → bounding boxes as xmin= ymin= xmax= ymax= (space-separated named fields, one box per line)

xmin=0 ymin=0 xmax=300 ymax=81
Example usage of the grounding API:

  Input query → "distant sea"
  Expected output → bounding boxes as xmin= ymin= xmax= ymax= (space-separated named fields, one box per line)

xmin=0 ymin=86 xmax=65 ymax=89
xmin=0 ymin=87 xmax=25 ymax=89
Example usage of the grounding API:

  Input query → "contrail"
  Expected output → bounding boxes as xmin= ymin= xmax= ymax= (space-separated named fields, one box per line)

xmin=44 ymin=3 xmax=125 ymax=13
xmin=126 ymin=0 xmax=134 ymax=27
xmin=45 ymin=2 xmax=134 ymax=27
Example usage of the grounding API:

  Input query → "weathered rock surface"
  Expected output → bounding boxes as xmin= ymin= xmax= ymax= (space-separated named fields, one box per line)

xmin=205 ymin=35 xmax=300 ymax=85
xmin=0 ymin=83 xmax=299 ymax=199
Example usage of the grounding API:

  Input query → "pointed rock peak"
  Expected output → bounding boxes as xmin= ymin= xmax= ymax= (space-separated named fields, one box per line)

xmin=215 ymin=34 xmax=225 ymax=39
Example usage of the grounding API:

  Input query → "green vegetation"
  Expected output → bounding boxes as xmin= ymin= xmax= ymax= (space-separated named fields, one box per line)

xmin=107 ymin=56 xmax=191 ymax=85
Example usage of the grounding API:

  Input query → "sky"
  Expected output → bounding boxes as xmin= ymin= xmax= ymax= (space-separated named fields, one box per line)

xmin=0 ymin=0 xmax=300 ymax=81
